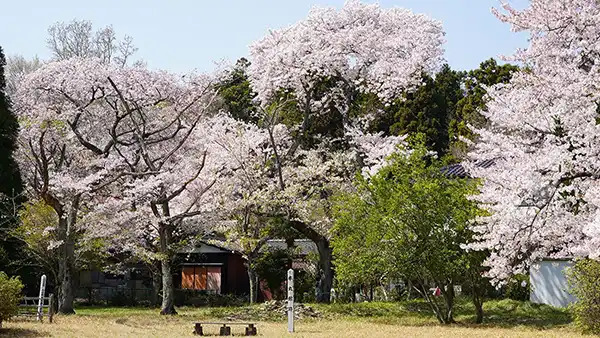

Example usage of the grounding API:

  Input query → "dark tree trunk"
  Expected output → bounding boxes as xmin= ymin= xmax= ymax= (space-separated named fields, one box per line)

xmin=247 ymin=267 xmax=258 ymax=303
xmin=471 ymin=281 xmax=484 ymax=324
xmin=50 ymin=292 xmax=58 ymax=315
xmin=159 ymin=222 xmax=176 ymax=315
xmin=285 ymin=238 xmax=295 ymax=270
xmin=474 ymin=293 xmax=483 ymax=324
xmin=315 ymin=238 xmax=333 ymax=303
xmin=159 ymin=259 xmax=176 ymax=315
xmin=57 ymin=217 xmax=75 ymax=314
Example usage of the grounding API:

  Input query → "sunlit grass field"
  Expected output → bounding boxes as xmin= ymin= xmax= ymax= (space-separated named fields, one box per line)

xmin=1 ymin=298 xmax=592 ymax=337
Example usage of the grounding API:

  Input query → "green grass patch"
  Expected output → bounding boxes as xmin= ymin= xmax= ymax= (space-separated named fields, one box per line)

xmin=311 ymin=297 xmax=572 ymax=328
xmin=479 ymin=299 xmax=572 ymax=328
xmin=74 ymin=297 xmax=573 ymax=330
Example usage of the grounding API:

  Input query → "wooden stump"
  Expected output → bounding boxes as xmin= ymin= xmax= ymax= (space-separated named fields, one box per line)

xmin=194 ymin=323 xmax=203 ymax=335
xmin=245 ymin=323 xmax=257 ymax=336
xmin=219 ymin=324 xmax=231 ymax=336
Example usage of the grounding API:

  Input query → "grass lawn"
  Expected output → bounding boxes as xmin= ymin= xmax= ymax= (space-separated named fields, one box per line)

xmin=0 ymin=298 xmax=592 ymax=337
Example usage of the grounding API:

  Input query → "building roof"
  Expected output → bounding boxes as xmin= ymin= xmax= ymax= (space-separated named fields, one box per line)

xmin=440 ymin=158 xmax=496 ymax=178
xmin=263 ymin=239 xmax=318 ymax=256
xmin=179 ymin=238 xmax=318 ymax=256
xmin=178 ymin=239 xmax=242 ymax=254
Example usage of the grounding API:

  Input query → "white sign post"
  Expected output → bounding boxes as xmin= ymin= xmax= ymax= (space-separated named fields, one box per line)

xmin=287 ymin=269 xmax=294 ymax=333
xmin=37 ymin=274 xmax=47 ymax=321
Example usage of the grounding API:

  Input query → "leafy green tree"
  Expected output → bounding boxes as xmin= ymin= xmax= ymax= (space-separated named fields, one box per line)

xmin=449 ymin=58 xmax=519 ymax=156
xmin=13 ymin=200 xmax=60 ymax=285
xmin=11 ymin=199 xmax=109 ymax=296
xmin=217 ymin=58 xmax=258 ymax=123
xmin=369 ymin=65 xmax=465 ymax=156
xmin=0 ymin=272 xmax=23 ymax=328
xmin=0 ymin=46 xmax=24 ymax=278
xmin=567 ymin=259 xmax=600 ymax=334
xmin=331 ymin=138 xmax=484 ymax=324
xmin=253 ymin=248 xmax=290 ymax=300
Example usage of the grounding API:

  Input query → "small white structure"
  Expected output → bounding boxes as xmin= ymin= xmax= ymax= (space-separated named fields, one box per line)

xmin=530 ymin=259 xmax=577 ymax=308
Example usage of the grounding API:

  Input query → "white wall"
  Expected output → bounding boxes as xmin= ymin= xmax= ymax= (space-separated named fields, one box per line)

xmin=530 ymin=260 xmax=577 ymax=308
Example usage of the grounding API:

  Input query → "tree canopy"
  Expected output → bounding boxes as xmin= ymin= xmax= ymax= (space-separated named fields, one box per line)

xmin=0 ymin=46 xmax=23 ymax=278
xmin=332 ymin=138 xmax=484 ymax=324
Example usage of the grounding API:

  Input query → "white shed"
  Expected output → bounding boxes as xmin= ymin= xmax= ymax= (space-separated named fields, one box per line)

xmin=529 ymin=259 xmax=577 ymax=308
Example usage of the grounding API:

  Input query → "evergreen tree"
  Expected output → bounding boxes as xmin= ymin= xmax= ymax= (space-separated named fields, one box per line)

xmin=449 ymin=58 xmax=519 ymax=156
xmin=0 ymin=46 xmax=24 ymax=274
xmin=369 ymin=64 xmax=465 ymax=156
xmin=216 ymin=58 xmax=258 ymax=124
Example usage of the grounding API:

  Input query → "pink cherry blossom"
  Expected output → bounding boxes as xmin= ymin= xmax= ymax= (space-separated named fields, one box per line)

xmin=466 ymin=0 xmax=600 ymax=284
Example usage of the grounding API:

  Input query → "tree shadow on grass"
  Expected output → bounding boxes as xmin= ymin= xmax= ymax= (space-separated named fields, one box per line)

xmin=0 ymin=327 xmax=48 ymax=337
xmin=464 ymin=300 xmax=572 ymax=330
xmin=354 ymin=298 xmax=573 ymax=330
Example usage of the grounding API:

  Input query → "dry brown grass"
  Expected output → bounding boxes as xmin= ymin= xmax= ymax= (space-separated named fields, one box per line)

xmin=0 ymin=312 xmax=591 ymax=338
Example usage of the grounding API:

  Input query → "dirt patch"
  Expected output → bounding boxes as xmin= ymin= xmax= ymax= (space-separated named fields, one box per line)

xmin=261 ymin=300 xmax=321 ymax=319
xmin=222 ymin=300 xmax=322 ymax=321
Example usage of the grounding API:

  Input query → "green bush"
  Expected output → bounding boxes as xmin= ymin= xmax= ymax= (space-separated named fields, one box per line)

xmin=0 ymin=272 xmax=24 ymax=328
xmin=108 ymin=288 xmax=137 ymax=307
xmin=505 ymin=274 xmax=530 ymax=301
xmin=566 ymin=259 xmax=600 ymax=334
xmin=253 ymin=249 xmax=289 ymax=300
xmin=174 ymin=289 xmax=246 ymax=307
xmin=294 ymin=270 xmax=316 ymax=303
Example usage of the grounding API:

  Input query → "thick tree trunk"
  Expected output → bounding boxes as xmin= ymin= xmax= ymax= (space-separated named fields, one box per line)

xmin=474 ymin=294 xmax=483 ymax=324
xmin=57 ymin=217 xmax=75 ymax=314
xmin=472 ymin=283 xmax=484 ymax=324
xmin=159 ymin=222 xmax=176 ymax=315
xmin=160 ymin=259 xmax=176 ymax=315
xmin=248 ymin=267 xmax=258 ymax=303
xmin=285 ymin=238 xmax=295 ymax=270
xmin=315 ymin=238 xmax=333 ymax=303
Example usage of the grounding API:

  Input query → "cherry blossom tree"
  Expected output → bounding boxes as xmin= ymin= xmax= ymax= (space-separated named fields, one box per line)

xmin=246 ymin=0 xmax=445 ymax=302
xmin=214 ymin=104 xmax=405 ymax=303
xmin=465 ymin=0 xmax=600 ymax=284
xmin=15 ymin=57 xmax=224 ymax=314
xmin=13 ymin=58 xmax=127 ymax=313
xmin=207 ymin=116 xmax=279 ymax=303
xmin=78 ymin=68 xmax=223 ymax=315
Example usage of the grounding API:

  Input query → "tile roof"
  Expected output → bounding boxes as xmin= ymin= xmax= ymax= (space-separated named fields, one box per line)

xmin=264 ymin=239 xmax=318 ymax=256
xmin=180 ymin=238 xmax=318 ymax=256
xmin=440 ymin=158 xmax=496 ymax=178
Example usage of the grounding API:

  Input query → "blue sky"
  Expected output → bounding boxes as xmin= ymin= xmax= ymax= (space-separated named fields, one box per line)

xmin=0 ymin=0 xmax=530 ymax=73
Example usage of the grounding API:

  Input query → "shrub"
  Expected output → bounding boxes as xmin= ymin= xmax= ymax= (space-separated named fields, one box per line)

xmin=505 ymin=274 xmax=530 ymax=301
xmin=294 ymin=270 xmax=316 ymax=303
xmin=0 ymin=272 xmax=24 ymax=328
xmin=566 ymin=259 xmax=600 ymax=334
xmin=174 ymin=289 xmax=246 ymax=307
xmin=253 ymin=248 xmax=289 ymax=300
xmin=108 ymin=288 xmax=137 ymax=307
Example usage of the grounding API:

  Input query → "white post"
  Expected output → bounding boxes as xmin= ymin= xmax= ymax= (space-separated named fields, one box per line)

xmin=37 ymin=274 xmax=47 ymax=321
xmin=287 ymin=268 xmax=294 ymax=333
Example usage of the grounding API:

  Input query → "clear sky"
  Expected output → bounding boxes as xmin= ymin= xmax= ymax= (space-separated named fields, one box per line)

xmin=0 ymin=0 xmax=530 ymax=73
